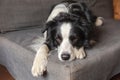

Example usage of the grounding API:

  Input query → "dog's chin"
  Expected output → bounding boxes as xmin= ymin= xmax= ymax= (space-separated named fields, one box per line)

xmin=58 ymin=57 xmax=76 ymax=62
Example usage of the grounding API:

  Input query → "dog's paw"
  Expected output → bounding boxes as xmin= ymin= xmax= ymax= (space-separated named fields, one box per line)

xmin=31 ymin=55 xmax=47 ymax=77
xmin=75 ymin=47 xmax=86 ymax=59
xmin=31 ymin=44 xmax=49 ymax=77
xmin=95 ymin=17 xmax=104 ymax=27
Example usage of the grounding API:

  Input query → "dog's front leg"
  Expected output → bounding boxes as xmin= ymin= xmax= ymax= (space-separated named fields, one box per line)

xmin=31 ymin=44 xmax=49 ymax=77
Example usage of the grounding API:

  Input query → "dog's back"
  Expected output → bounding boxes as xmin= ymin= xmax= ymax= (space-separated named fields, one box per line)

xmin=47 ymin=0 xmax=97 ymax=24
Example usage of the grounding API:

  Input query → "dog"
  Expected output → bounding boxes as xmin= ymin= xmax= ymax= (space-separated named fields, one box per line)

xmin=31 ymin=0 xmax=103 ymax=77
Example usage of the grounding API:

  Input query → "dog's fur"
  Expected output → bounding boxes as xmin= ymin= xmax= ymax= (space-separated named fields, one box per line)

xmin=31 ymin=0 xmax=103 ymax=77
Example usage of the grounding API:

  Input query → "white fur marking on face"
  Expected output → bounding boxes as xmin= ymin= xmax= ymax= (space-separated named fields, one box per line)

xmin=58 ymin=23 xmax=76 ymax=61
xmin=47 ymin=4 xmax=68 ymax=22
xmin=60 ymin=23 xmax=72 ymax=39
xmin=31 ymin=44 xmax=49 ymax=77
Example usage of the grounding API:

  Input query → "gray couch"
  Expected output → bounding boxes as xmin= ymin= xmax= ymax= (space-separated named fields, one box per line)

xmin=0 ymin=0 xmax=120 ymax=80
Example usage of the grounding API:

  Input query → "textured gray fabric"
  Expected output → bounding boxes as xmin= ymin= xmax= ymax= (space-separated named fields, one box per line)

xmin=0 ymin=0 xmax=112 ymax=33
xmin=90 ymin=0 xmax=113 ymax=18
xmin=0 ymin=37 xmax=70 ymax=80
xmin=0 ymin=19 xmax=120 ymax=80
xmin=0 ymin=0 xmax=45 ymax=33
xmin=0 ymin=27 xmax=43 ymax=52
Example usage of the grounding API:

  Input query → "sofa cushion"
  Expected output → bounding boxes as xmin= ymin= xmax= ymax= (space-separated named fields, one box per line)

xmin=0 ymin=27 xmax=44 ymax=52
xmin=0 ymin=0 xmax=113 ymax=33
xmin=0 ymin=19 xmax=120 ymax=80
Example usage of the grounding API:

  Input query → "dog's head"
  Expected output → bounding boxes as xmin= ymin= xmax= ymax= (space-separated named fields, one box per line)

xmin=43 ymin=12 xmax=95 ymax=61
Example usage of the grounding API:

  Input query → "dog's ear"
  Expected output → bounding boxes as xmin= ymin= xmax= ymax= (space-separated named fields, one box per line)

xmin=43 ymin=20 xmax=57 ymax=50
xmin=42 ymin=20 xmax=57 ymax=33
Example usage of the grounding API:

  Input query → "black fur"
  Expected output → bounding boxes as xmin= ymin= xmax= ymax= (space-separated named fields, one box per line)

xmin=43 ymin=1 xmax=97 ymax=50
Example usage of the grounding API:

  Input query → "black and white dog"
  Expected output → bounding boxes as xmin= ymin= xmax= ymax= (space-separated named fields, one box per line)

xmin=32 ymin=0 xmax=103 ymax=77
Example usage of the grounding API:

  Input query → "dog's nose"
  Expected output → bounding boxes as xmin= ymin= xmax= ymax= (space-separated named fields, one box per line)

xmin=61 ymin=53 xmax=70 ymax=60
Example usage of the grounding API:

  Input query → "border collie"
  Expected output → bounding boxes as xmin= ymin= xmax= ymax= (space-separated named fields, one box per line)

xmin=31 ymin=0 xmax=103 ymax=77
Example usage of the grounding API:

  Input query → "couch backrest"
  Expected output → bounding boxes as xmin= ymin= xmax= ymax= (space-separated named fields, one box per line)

xmin=91 ymin=0 xmax=113 ymax=18
xmin=0 ymin=0 xmax=113 ymax=33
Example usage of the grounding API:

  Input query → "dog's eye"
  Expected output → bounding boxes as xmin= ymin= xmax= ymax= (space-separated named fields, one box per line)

xmin=70 ymin=36 xmax=79 ymax=43
xmin=56 ymin=35 xmax=62 ymax=44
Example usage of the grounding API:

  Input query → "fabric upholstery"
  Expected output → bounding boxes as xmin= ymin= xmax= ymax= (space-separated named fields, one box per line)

xmin=90 ymin=0 xmax=113 ymax=18
xmin=113 ymin=0 xmax=120 ymax=20
xmin=0 ymin=27 xmax=43 ymax=52
xmin=0 ymin=0 xmax=113 ymax=33
xmin=0 ymin=0 xmax=118 ymax=80
xmin=0 ymin=19 xmax=120 ymax=80
xmin=0 ymin=0 xmax=45 ymax=33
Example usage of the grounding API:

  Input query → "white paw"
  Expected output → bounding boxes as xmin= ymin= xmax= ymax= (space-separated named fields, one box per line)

xmin=76 ymin=49 xmax=86 ymax=59
xmin=31 ymin=56 xmax=47 ymax=77
xmin=75 ymin=47 xmax=86 ymax=59
xmin=95 ymin=17 xmax=104 ymax=27
xmin=31 ymin=44 xmax=49 ymax=77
